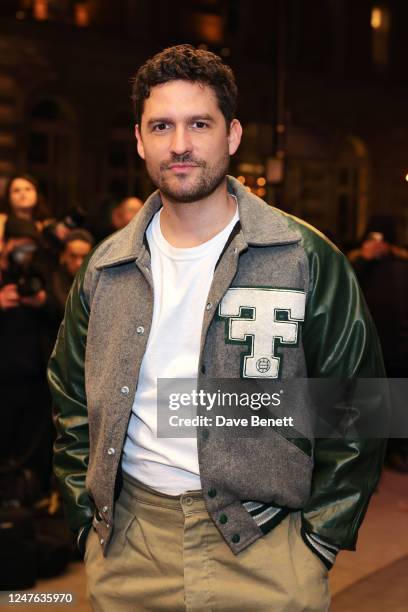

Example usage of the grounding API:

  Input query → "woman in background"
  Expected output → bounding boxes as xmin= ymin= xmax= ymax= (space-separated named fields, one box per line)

xmin=0 ymin=174 xmax=53 ymax=250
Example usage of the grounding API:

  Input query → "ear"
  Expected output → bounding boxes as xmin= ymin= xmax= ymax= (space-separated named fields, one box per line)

xmin=227 ymin=119 xmax=243 ymax=156
xmin=135 ymin=124 xmax=145 ymax=160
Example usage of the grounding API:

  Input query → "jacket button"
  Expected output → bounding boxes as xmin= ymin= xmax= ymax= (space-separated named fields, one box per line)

xmin=106 ymin=523 xmax=110 ymax=529
xmin=100 ymin=538 xmax=104 ymax=545
xmin=219 ymin=513 xmax=228 ymax=524
xmin=232 ymin=534 xmax=240 ymax=543
xmin=102 ymin=506 xmax=108 ymax=513
xmin=121 ymin=386 xmax=130 ymax=395
xmin=207 ymin=488 xmax=217 ymax=498
xmin=206 ymin=302 xmax=213 ymax=311
xmin=107 ymin=447 xmax=115 ymax=455
xmin=136 ymin=326 xmax=145 ymax=334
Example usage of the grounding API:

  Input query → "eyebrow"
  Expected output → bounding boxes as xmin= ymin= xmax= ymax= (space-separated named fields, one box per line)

xmin=146 ymin=114 xmax=215 ymax=127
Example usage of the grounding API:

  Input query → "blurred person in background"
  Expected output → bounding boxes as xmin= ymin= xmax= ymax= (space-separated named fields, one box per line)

xmin=0 ymin=216 xmax=55 ymax=495
xmin=50 ymin=229 xmax=94 ymax=320
xmin=0 ymin=174 xmax=53 ymax=251
xmin=91 ymin=195 xmax=143 ymax=241
xmin=0 ymin=172 xmax=91 ymax=261
xmin=111 ymin=197 xmax=143 ymax=231
xmin=42 ymin=204 xmax=90 ymax=261
xmin=349 ymin=216 xmax=408 ymax=472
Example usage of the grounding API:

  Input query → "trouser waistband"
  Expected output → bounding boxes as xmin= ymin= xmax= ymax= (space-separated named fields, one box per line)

xmin=121 ymin=470 xmax=205 ymax=511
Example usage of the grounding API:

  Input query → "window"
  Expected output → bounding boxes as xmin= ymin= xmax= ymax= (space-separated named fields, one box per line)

xmin=24 ymin=97 xmax=77 ymax=215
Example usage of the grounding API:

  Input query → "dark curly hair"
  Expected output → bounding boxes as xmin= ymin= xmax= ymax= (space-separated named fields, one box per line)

xmin=131 ymin=44 xmax=238 ymax=129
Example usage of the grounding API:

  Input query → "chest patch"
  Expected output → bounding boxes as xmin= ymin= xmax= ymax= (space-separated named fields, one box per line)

xmin=218 ymin=287 xmax=306 ymax=378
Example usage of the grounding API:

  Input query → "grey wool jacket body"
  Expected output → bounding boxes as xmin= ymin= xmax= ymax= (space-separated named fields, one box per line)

xmin=48 ymin=176 xmax=386 ymax=569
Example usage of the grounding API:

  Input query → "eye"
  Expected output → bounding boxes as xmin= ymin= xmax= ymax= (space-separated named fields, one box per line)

xmin=193 ymin=121 xmax=208 ymax=129
xmin=152 ymin=122 xmax=169 ymax=132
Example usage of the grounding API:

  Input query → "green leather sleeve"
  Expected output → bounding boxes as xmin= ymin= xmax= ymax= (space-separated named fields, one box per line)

xmin=47 ymin=255 xmax=94 ymax=532
xmin=291 ymin=220 xmax=387 ymax=550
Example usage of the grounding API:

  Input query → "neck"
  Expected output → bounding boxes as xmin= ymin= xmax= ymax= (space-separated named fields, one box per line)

xmin=14 ymin=209 xmax=33 ymax=221
xmin=159 ymin=179 xmax=236 ymax=248
xmin=0 ymin=252 xmax=8 ymax=271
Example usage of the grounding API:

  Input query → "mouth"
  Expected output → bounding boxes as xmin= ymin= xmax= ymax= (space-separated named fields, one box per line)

xmin=168 ymin=163 xmax=198 ymax=172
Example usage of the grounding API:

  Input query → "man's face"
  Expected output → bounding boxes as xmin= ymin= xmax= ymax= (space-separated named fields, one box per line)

xmin=60 ymin=240 xmax=92 ymax=277
xmin=111 ymin=197 xmax=143 ymax=230
xmin=135 ymin=80 xmax=242 ymax=203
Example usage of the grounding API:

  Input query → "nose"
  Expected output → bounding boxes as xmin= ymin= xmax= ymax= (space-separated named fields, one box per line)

xmin=170 ymin=125 xmax=192 ymax=156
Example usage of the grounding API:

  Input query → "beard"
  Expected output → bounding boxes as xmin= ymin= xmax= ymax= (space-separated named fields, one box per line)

xmin=145 ymin=150 xmax=230 ymax=204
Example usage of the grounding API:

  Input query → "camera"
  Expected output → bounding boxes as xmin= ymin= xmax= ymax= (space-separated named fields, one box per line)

xmin=8 ymin=246 xmax=45 ymax=297
xmin=42 ymin=205 xmax=87 ymax=254
xmin=60 ymin=206 xmax=87 ymax=230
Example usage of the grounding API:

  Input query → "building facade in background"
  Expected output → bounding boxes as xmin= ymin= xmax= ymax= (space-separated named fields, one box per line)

xmin=0 ymin=0 xmax=407 ymax=246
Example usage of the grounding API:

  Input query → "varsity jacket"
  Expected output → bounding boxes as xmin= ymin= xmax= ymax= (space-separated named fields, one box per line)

xmin=48 ymin=176 xmax=386 ymax=570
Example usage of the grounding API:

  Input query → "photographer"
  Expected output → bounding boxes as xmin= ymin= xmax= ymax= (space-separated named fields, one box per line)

xmin=42 ymin=205 xmax=89 ymax=260
xmin=0 ymin=216 xmax=55 ymax=495
xmin=348 ymin=217 xmax=408 ymax=473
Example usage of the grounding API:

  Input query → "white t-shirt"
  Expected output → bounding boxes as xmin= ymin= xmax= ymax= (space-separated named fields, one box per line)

xmin=122 ymin=201 xmax=239 ymax=494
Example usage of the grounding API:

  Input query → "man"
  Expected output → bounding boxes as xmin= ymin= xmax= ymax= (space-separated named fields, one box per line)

xmin=111 ymin=197 xmax=144 ymax=231
xmin=50 ymin=229 xmax=94 ymax=320
xmin=48 ymin=45 xmax=386 ymax=611
xmin=60 ymin=229 xmax=94 ymax=278
xmin=91 ymin=196 xmax=143 ymax=242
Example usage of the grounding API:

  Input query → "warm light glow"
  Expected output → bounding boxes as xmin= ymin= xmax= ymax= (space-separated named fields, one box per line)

xmin=237 ymin=175 xmax=246 ymax=184
xmin=194 ymin=14 xmax=223 ymax=44
xmin=75 ymin=3 xmax=90 ymax=27
xmin=257 ymin=188 xmax=266 ymax=197
xmin=371 ymin=5 xmax=391 ymax=70
xmin=257 ymin=177 xmax=266 ymax=186
xmin=33 ymin=0 xmax=48 ymax=21
xmin=245 ymin=186 xmax=251 ymax=192
xmin=371 ymin=8 xmax=382 ymax=29
xmin=405 ymin=173 xmax=408 ymax=182
xmin=238 ymin=163 xmax=265 ymax=174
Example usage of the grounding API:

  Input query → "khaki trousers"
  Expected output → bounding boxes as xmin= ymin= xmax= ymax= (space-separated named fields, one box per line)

xmin=85 ymin=473 xmax=330 ymax=612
